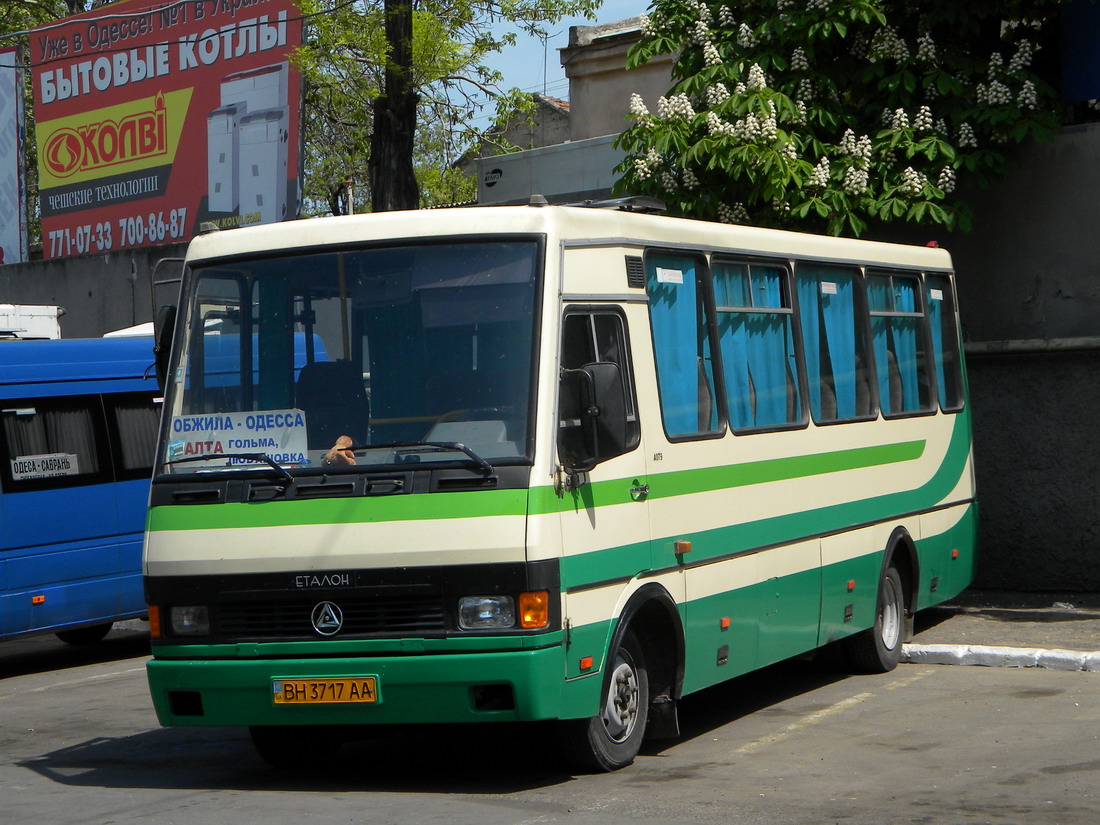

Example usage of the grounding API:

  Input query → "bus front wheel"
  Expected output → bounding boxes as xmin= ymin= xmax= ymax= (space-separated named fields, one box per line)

xmin=845 ymin=564 xmax=906 ymax=673
xmin=558 ymin=631 xmax=649 ymax=772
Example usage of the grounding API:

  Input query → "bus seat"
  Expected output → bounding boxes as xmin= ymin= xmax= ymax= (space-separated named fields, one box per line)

xmin=295 ymin=360 xmax=370 ymax=450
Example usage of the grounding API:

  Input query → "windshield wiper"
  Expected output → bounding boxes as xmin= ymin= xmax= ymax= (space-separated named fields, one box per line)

xmin=164 ymin=452 xmax=295 ymax=485
xmin=374 ymin=441 xmax=495 ymax=475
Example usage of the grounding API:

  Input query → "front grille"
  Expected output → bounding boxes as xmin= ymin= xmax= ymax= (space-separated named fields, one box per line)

xmin=216 ymin=590 xmax=446 ymax=639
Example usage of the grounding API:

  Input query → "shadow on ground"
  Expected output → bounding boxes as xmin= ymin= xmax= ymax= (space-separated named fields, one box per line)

xmin=17 ymin=659 xmax=845 ymax=794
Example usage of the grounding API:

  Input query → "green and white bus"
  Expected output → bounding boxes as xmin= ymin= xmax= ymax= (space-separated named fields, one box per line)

xmin=144 ymin=202 xmax=976 ymax=771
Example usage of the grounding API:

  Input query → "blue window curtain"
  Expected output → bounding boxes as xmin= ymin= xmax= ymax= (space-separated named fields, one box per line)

xmin=716 ymin=263 xmax=800 ymax=428
xmin=796 ymin=272 xmax=824 ymax=420
xmin=868 ymin=275 xmax=894 ymax=412
xmin=647 ymin=253 xmax=717 ymax=436
xmin=714 ymin=263 xmax=752 ymax=428
xmin=869 ymin=273 xmax=925 ymax=414
xmin=893 ymin=279 xmax=920 ymax=409
xmin=797 ymin=266 xmax=862 ymax=420
xmin=821 ymin=275 xmax=858 ymax=418
xmin=927 ymin=275 xmax=963 ymax=410
xmin=926 ymin=280 xmax=946 ymax=401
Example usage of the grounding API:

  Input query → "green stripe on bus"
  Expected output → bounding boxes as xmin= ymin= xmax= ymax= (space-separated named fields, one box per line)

xmin=530 ymin=437 xmax=927 ymax=515
xmin=147 ymin=487 xmax=529 ymax=532
xmin=560 ymin=413 xmax=971 ymax=588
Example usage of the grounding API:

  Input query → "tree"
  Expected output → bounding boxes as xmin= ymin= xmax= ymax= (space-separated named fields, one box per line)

xmin=369 ymin=0 xmax=419 ymax=212
xmin=616 ymin=0 xmax=1070 ymax=237
xmin=296 ymin=0 xmax=598 ymax=214
xmin=1 ymin=1 xmax=125 ymax=247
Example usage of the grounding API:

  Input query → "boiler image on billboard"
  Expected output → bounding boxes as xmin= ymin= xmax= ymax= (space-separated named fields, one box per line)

xmin=31 ymin=0 xmax=302 ymax=260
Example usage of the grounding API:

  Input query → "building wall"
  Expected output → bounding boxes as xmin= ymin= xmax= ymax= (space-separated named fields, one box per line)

xmin=966 ymin=349 xmax=1100 ymax=591
xmin=922 ymin=124 xmax=1100 ymax=591
xmin=0 ymin=243 xmax=185 ymax=338
xmin=561 ymin=19 xmax=674 ymax=142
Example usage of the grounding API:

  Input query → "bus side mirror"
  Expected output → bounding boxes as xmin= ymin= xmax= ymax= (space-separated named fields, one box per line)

xmin=559 ymin=362 xmax=630 ymax=474
xmin=154 ymin=304 xmax=177 ymax=391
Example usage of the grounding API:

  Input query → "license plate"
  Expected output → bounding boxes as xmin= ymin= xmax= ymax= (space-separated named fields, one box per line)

xmin=272 ymin=677 xmax=378 ymax=705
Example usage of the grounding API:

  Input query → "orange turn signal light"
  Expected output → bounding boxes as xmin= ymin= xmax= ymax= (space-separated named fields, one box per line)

xmin=951 ymin=548 xmax=960 ymax=559
xmin=148 ymin=605 xmax=162 ymax=639
xmin=720 ymin=617 xmax=731 ymax=630
xmin=674 ymin=540 xmax=692 ymax=555
xmin=580 ymin=656 xmax=594 ymax=671
xmin=847 ymin=579 xmax=856 ymax=592
xmin=32 ymin=595 xmax=45 ymax=605
xmin=519 ymin=591 xmax=549 ymax=629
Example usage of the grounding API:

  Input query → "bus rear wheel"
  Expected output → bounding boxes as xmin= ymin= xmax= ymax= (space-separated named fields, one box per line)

xmin=558 ymin=631 xmax=649 ymax=772
xmin=845 ymin=564 xmax=906 ymax=673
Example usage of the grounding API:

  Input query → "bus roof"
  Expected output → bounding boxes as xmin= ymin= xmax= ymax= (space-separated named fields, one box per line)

xmin=183 ymin=204 xmax=955 ymax=273
xmin=0 ymin=336 xmax=157 ymax=394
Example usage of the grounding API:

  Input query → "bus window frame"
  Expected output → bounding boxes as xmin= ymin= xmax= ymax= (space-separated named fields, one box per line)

xmin=792 ymin=261 xmax=879 ymax=427
xmin=710 ymin=254 xmax=810 ymax=435
xmin=643 ymin=247 xmax=727 ymax=444
xmin=925 ymin=272 xmax=967 ymax=414
xmin=866 ymin=267 xmax=938 ymax=420
xmin=104 ymin=390 xmax=164 ymax=481
xmin=559 ymin=304 xmax=643 ymax=459
xmin=0 ymin=394 xmax=115 ymax=494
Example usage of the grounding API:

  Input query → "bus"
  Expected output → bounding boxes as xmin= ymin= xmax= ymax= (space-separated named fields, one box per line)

xmin=1 ymin=335 xmax=161 ymax=644
xmin=143 ymin=203 xmax=976 ymax=771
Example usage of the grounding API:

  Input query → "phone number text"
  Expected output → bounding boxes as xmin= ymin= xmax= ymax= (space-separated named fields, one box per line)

xmin=47 ymin=207 xmax=189 ymax=257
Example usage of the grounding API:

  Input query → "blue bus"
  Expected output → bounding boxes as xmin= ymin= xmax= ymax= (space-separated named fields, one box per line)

xmin=0 ymin=336 xmax=161 ymax=644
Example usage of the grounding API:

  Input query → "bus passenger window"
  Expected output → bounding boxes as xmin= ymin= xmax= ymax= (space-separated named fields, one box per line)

xmin=926 ymin=275 xmax=965 ymax=411
xmin=795 ymin=265 xmax=872 ymax=423
xmin=645 ymin=252 xmax=721 ymax=438
xmin=1 ymin=398 xmax=106 ymax=491
xmin=867 ymin=272 xmax=933 ymax=415
xmin=109 ymin=395 xmax=162 ymax=475
xmin=713 ymin=260 xmax=802 ymax=430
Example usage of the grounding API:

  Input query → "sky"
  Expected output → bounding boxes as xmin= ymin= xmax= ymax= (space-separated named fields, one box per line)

xmin=482 ymin=0 xmax=647 ymax=106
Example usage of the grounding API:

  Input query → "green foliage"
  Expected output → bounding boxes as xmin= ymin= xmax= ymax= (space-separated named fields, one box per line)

xmin=297 ymin=0 xmax=597 ymax=213
xmin=616 ymin=0 xmax=1070 ymax=236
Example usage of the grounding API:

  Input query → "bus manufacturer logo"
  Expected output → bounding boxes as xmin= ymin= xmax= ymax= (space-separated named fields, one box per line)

xmin=295 ymin=572 xmax=352 ymax=588
xmin=42 ymin=92 xmax=168 ymax=179
xmin=311 ymin=601 xmax=344 ymax=636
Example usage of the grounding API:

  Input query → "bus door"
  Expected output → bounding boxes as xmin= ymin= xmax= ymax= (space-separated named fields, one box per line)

xmin=0 ymin=396 xmax=123 ymax=634
xmin=556 ymin=306 xmax=651 ymax=678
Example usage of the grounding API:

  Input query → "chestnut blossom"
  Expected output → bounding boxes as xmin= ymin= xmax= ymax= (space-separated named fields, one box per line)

xmin=809 ymin=157 xmax=831 ymax=188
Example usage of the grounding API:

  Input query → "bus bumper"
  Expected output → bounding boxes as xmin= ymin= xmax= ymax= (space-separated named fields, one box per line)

xmin=146 ymin=645 xmax=573 ymax=728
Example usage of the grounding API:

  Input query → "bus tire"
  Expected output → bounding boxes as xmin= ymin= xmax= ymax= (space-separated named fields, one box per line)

xmin=845 ymin=565 xmax=905 ymax=673
xmin=55 ymin=623 xmax=113 ymax=645
xmin=558 ymin=631 xmax=649 ymax=772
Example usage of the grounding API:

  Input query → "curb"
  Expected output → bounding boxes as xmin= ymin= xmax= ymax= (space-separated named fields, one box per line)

xmin=903 ymin=643 xmax=1100 ymax=672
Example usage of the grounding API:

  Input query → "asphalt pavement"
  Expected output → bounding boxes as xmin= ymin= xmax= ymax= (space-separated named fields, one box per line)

xmin=906 ymin=588 xmax=1100 ymax=672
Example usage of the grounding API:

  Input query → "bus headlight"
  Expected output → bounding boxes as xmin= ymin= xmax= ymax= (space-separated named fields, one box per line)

xmin=169 ymin=605 xmax=210 ymax=636
xmin=458 ymin=595 xmax=515 ymax=630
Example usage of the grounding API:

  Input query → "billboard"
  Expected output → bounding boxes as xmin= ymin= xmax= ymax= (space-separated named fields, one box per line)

xmin=0 ymin=46 xmax=27 ymax=265
xmin=31 ymin=0 xmax=302 ymax=260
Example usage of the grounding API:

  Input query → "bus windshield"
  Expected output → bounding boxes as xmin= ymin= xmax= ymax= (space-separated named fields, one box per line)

xmin=162 ymin=239 xmax=540 ymax=474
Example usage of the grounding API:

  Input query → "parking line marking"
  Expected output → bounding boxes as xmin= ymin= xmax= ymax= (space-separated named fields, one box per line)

xmin=734 ymin=692 xmax=874 ymax=755
xmin=0 ymin=664 xmax=147 ymax=699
